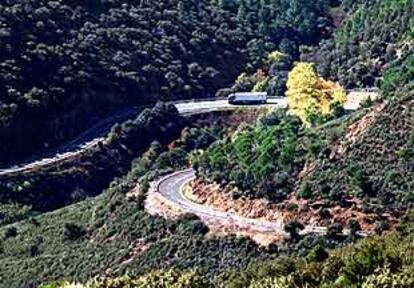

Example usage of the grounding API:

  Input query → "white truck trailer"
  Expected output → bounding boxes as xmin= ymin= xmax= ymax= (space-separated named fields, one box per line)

xmin=228 ymin=92 xmax=267 ymax=105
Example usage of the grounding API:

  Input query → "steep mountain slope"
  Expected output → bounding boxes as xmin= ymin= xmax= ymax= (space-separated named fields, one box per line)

xmin=299 ymin=0 xmax=414 ymax=209
xmin=196 ymin=0 xmax=414 ymax=215
xmin=306 ymin=0 xmax=414 ymax=89
xmin=196 ymin=92 xmax=413 ymax=228
xmin=0 ymin=0 xmax=246 ymax=163
xmin=0 ymin=178 xmax=268 ymax=288
xmin=0 ymin=0 xmax=334 ymax=165
xmin=3 ymin=1 xmax=414 ymax=288
xmin=300 ymin=93 xmax=414 ymax=208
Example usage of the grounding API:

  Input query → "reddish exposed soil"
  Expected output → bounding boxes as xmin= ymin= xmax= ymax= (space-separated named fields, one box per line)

xmin=190 ymin=179 xmax=398 ymax=233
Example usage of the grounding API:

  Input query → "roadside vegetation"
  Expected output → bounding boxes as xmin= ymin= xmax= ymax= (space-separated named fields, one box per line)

xmin=0 ymin=171 xmax=268 ymax=288
xmin=195 ymin=79 xmax=412 ymax=233
xmin=0 ymin=119 xmax=375 ymax=287
xmin=40 ymin=214 xmax=414 ymax=288
xmin=194 ymin=62 xmax=350 ymax=203
xmin=0 ymin=0 xmax=335 ymax=164
xmin=2 ymin=0 xmax=414 ymax=288
xmin=0 ymin=112 xmax=270 ymax=288
xmin=0 ymin=105 xmax=262 ymax=226
xmin=0 ymin=102 xmax=185 ymax=225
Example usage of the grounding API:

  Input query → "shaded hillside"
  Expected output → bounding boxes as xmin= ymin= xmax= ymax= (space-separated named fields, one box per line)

xmin=305 ymin=0 xmax=414 ymax=89
xmin=0 ymin=102 xmax=185 ymax=222
xmin=0 ymin=0 xmax=246 ymax=163
xmin=0 ymin=0 xmax=335 ymax=164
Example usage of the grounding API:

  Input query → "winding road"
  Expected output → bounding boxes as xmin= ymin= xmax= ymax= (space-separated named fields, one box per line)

xmin=0 ymin=90 xmax=376 ymax=177
xmin=0 ymin=94 xmax=375 ymax=236
xmin=156 ymin=169 xmax=329 ymax=236
xmin=156 ymin=169 xmax=370 ymax=237
xmin=0 ymin=98 xmax=286 ymax=176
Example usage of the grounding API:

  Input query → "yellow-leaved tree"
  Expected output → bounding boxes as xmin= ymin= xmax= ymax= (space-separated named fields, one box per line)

xmin=286 ymin=62 xmax=346 ymax=125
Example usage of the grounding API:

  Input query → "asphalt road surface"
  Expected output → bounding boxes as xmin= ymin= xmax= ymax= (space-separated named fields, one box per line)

xmin=0 ymin=94 xmax=373 ymax=235
xmin=156 ymin=168 xmax=329 ymax=235
xmin=0 ymin=99 xmax=285 ymax=176
xmin=0 ymin=91 xmax=375 ymax=177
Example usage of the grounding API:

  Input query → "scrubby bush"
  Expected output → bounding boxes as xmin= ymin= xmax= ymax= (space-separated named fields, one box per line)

xmin=327 ymin=223 xmax=343 ymax=239
xmin=63 ymin=223 xmax=86 ymax=241
xmin=248 ymin=275 xmax=295 ymax=288
xmin=361 ymin=266 xmax=414 ymax=288
xmin=89 ymin=270 xmax=213 ymax=288
xmin=4 ymin=226 xmax=17 ymax=238
xmin=196 ymin=110 xmax=312 ymax=200
xmin=284 ymin=221 xmax=304 ymax=242
xmin=307 ymin=245 xmax=329 ymax=263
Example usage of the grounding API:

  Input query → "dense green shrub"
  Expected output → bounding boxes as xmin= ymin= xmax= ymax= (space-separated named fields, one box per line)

xmin=196 ymin=110 xmax=310 ymax=201
xmin=195 ymin=108 xmax=357 ymax=202
xmin=4 ymin=226 xmax=17 ymax=238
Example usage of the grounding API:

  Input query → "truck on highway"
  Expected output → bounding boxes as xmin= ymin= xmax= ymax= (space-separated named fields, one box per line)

xmin=228 ymin=92 xmax=267 ymax=105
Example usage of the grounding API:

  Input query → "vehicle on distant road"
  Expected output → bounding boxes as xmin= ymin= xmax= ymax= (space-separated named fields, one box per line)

xmin=228 ymin=92 xmax=267 ymax=105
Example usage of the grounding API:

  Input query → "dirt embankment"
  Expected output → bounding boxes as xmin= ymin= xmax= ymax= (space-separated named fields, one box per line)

xmin=144 ymin=181 xmax=283 ymax=246
xmin=189 ymin=179 xmax=398 ymax=233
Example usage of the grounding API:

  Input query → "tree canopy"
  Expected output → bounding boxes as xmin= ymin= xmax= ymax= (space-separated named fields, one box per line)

xmin=0 ymin=0 xmax=336 ymax=164
xmin=286 ymin=62 xmax=346 ymax=125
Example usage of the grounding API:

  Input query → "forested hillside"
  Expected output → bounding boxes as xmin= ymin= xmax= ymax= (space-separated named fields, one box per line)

xmin=306 ymin=0 xmax=414 ymax=89
xmin=0 ymin=0 xmax=333 ymax=164
xmin=37 ymin=219 xmax=414 ymax=288
xmin=300 ymin=22 xmax=414 ymax=209
xmin=195 ymin=0 xmax=414 ymax=231
xmin=3 ymin=1 xmax=414 ymax=288
xmin=0 ymin=0 xmax=245 ymax=163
